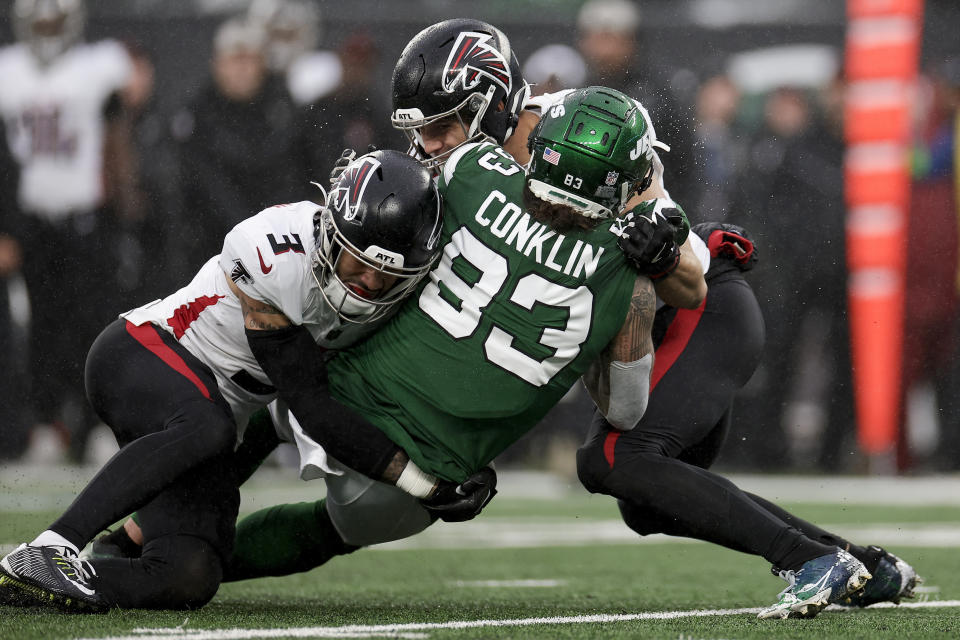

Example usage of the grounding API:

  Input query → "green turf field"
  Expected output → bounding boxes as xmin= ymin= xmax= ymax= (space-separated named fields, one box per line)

xmin=1 ymin=467 xmax=959 ymax=639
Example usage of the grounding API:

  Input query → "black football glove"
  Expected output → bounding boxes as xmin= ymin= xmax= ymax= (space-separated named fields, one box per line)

xmin=329 ymin=145 xmax=380 ymax=186
xmin=615 ymin=199 xmax=685 ymax=280
xmin=691 ymin=222 xmax=759 ymax=272
xmin=419 ymin=466 xmax=497 ymax=523
xmin=328 ymin=148 xmax=357 ymax=186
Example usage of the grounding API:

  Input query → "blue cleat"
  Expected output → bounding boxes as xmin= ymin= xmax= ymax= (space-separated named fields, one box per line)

xmin=843 ymin=546 xmax=921 ymax=607
xmin=758 ymin=548 xmax=872 ymax=619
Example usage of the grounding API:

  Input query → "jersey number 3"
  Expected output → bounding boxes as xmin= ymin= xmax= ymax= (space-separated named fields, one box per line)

xmin=419 ymin=227 xmax=593 ymax=387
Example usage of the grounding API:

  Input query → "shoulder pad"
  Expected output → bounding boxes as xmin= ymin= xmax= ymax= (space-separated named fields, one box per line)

xmin=219 ymin=202 xmax=320 ymax=324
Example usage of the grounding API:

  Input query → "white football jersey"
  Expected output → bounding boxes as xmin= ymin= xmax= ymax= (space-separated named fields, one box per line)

xmin=122 ymin=201 xmax=380 ymax=440
xmin=0 ymin=40 xmax=131 ymax=220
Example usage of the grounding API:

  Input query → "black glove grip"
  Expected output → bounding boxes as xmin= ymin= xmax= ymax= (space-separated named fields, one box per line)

xmin=420 ymin=467 xmax=498 ymax=523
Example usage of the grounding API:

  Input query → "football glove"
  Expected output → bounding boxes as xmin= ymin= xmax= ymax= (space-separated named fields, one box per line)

xmin=615 ymin=199 xmax=687 ymax=280
xmin=691 ymin=222 xmax=759 ymax=272
xmin=328 ymin=148 xmax=357 ymax=186
xmin=328 ymin=146 xmax=379 ymax=186
xmin=420 ymin=466 xmax=498 ymax=523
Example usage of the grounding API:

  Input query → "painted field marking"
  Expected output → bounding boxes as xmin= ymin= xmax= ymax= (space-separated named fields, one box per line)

xmin=450 ymin=579 xmax=566 ymax=588
xmin=6 ymin=520 xmax=960 ymax=558
xmin=71 ymin=600 xmax=960 ymax=640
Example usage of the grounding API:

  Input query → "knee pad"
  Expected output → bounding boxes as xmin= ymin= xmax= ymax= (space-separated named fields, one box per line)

xmin=617 ymin=499 xmax=669 ymax=537
xmin=576 ymin=444 xmax=609 ymax=494
xmin=141 ymin=535 xmax=223 ymax=609
xmin=324 ymin=467 xmax=433 ymax=547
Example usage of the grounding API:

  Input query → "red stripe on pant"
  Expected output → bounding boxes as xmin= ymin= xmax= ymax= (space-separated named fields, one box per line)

xmin=125 ymin=321 xmax=211 ymax=399
xmin=603 ymin=295 xmax=708 ymax=468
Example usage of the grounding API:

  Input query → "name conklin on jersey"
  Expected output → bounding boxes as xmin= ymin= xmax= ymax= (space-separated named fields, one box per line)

xmin=475 ymin=189 xmax=608 ymax=279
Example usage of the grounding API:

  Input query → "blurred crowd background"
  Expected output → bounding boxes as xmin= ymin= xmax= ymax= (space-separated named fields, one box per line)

xmin=0 ymin=0 xmax=958 ymax=475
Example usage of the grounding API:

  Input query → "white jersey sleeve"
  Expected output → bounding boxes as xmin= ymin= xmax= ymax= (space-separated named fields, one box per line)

xmin=219 ymin=201 xmax=322 ymax=326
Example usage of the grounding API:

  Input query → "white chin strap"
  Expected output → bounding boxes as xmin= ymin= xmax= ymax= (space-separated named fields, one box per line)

xmin=322 ymin=278 xmax=377 ymax=318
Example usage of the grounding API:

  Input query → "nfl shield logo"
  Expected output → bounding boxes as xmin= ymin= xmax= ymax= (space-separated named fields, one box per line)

xmin=605 ymin=171 xmax=619 ymax=186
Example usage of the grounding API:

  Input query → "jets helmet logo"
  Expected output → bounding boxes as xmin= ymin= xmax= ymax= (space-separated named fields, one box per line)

xmin=329 ymin=157 xmax=381 ymax=222
xmin=441 ymin=31 xmax=511 ymax=95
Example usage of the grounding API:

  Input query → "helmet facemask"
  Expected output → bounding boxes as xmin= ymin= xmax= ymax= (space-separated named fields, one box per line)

xmin=391 ymin=19 xmax=530 ymax=170
xmin=310 ymin=150 xmax=442 ymax=325
xmin=392 ymin=87 xmax=496 ymax=172
xmin=312 ymin=209 xmax=433 ymax=325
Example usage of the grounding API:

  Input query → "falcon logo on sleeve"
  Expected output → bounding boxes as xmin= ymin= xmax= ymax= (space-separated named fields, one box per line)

xmin=329 ymin=157 xmax=381 ymax=223
xmin=441 ymin=31 xmax=511 ymax=95
xmin=231 ymin=259 xmax=253 ymax=284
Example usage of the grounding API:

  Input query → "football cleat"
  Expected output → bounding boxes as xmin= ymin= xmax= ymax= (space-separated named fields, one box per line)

xmin=842 ymin=546 xmax=921 ymax=607
xmin=757 ymin=548 xmax=871 ymax=620
xmin=0 ymin=543 xmax=108 ymax=612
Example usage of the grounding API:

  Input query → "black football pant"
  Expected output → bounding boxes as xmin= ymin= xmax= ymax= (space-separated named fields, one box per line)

xmin=577 ymin=274 xmax=844 ymax=570
xmin=48 ymin=318 xmax=241 ymax=608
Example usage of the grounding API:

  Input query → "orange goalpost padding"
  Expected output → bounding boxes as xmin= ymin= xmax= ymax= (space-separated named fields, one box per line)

xmin=844 ymin=0 xmax=923 ymax=460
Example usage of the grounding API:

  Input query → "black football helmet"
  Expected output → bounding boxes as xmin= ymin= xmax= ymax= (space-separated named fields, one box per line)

xmin=313 ymin=149 xmax=442 ymax=324
xmin=391 ymin=18 xmax=530 ymax=169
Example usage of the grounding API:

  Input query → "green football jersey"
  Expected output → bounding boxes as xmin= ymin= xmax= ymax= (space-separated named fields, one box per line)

xmin=328 ymin=141 xmax=638 ymax=481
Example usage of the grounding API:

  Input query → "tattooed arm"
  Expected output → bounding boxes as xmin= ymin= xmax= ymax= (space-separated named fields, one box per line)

xmin=226 ymin=274 xmax=292 ymax=331
xmin=582 ymin=276 xmax=657 ymax=430
xmin=225 ymin=271 xmax=427 ymax=490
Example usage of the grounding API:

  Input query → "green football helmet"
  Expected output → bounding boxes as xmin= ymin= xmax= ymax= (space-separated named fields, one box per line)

xmin=527 ymin=86 xmax=660 ymax=219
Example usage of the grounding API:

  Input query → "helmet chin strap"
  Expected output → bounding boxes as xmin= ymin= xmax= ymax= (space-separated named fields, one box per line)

xmin=322 ymin=277 xmax=377 ymax=318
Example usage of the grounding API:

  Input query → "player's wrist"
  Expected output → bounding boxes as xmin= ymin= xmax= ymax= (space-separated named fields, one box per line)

xmin=395 ymin=458 xmax=439 ymax=499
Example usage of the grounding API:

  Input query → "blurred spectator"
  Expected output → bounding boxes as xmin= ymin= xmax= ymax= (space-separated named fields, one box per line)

xmin=248 ymin=0 xmax=342 ymax=106
xmin=725 ymin=85 xmax=851 ymax=471
xmin=172 ymin=16 xmax=307 ymax=264
xmin=103 ymin=41 xmax=180 ymax=301
xmin=902 ymin=62 xmax=960 ymax=471
xmin=0 ymin=0 xmax=133 ymax=462
xmin=0 ymin=117 xmax=30 ymax=461
xmin=689 ymin=73 xmax=747 ymax=223
xmin=523 ymin=43 xmax=588 ymax=96
xmin=575 ymin=0 xmax=695 ymax=198
xmin=297 ymin=29 xmax=401 ymax=177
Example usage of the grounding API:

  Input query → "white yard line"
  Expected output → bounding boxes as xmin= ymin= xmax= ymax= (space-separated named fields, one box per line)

xmin=69 ymin=600 xmax=960 ymax=640
xmin=372 ymin=520 xmax=960 ymax=551
xmin=449 ymin=579 xmax=566 ymax=587
xmin=5 ymin=521 xmax=960 ymax=558
xmin=4 ymin=466 xmax=960 ymax=511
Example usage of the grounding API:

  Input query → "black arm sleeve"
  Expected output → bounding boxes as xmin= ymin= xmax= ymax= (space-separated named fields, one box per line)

xmin=246 ymin=325 xmax=401 ymax=478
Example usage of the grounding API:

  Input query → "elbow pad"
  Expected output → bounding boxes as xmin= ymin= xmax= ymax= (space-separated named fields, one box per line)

xmin=246 ymin=326 xmax=400 ymax=477
xmin=604 ymin=354 xmax=653 ymax=431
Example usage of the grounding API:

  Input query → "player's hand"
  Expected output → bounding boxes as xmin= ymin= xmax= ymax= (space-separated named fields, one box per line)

xmin=420 ymin=466 xmax=497 ymax=523
xmin=691 ymin=222 xmax=759 ymax=271
xmin=329 ymin=148 xmax=357 ymax=186
xmin=615 ymin=199 xmax=685 ymax=280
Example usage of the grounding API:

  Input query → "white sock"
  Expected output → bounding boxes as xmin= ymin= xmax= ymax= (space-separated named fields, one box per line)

xmin=31 ymin=530 xmax=79 ymax=555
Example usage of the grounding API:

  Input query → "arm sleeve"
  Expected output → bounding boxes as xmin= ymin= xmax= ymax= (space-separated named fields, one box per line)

xmin=246 ymin=325 xmax=401 ymax=478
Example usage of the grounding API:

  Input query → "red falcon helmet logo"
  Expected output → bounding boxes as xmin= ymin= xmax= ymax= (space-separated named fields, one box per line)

xmin=329 ymin=157 xmax=381 ymax=222
xmin=441 ymin=31 xmax=512 ymax=96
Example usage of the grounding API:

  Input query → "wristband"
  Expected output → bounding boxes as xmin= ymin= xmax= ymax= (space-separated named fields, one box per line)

xmin=395 ymin=459 xmax=438 ymax=499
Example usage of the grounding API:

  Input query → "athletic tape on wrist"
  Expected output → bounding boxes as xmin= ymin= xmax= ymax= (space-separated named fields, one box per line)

xmin=396 ymin=459 xmax=438 ymax=498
